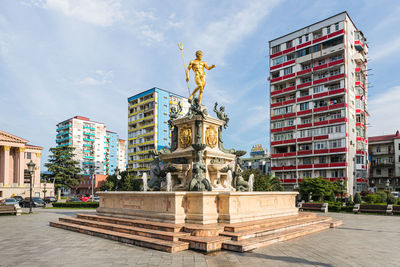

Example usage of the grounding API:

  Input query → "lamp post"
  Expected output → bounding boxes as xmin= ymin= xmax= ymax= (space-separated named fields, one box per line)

xmin=115 ymin=167 xmax=121 ymax=191
xmin=339 ymin=178 xmax=344 ymax=206
xmin=386 ymin=179 xmax=390 ymax=192
xmin=27 ymin=160 xmax=36 ymax=214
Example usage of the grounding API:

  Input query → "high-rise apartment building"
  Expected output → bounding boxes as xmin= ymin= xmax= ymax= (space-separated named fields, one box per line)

xmin=56 ymin=116 xmax=126 ymax=175
xmin=369 ymin=131 xmax=400 ymax=192
xmin=127 ymin=87 xmax=189 ymax=177
xmin=268 ymin=12 xmax=368 ymax=196
xmin=106 ymin=131 xmax=127 ymax=174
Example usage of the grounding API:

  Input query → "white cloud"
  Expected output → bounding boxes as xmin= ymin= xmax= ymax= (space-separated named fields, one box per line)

xmin=77 ymin=70 xmax=113 ymax=85
xmin=370 ymin=35 xmax=400 ymax=62
xmin=192 ymin=0 xmax=282 ymax=64
xmin=368 ymin=85 xmax=400 ymax=136
xmin=39 ymin=0 xmax=125 ymax=27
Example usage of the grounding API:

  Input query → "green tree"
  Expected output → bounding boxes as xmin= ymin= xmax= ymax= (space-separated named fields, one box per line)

xmin=242 ymin=169 xmax=283 ymax=191
xmin=354 ymin=192 xmax=362 ymax=204
xmin=100 ymin=171 xmax=141 ymax=191
xmin=44 ymin=146 xmax=81 ymax=190
xmin=299 ymin=178 xmax=334 ymax=201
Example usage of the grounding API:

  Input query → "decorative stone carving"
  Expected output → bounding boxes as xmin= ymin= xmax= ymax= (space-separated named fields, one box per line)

xmin=179 ymin=124 xmax=192 ymax=148
xmin=205 ymin=126 xmax=217 ymax=148
xmin=189 ymin=144 xmax=211 ymax=191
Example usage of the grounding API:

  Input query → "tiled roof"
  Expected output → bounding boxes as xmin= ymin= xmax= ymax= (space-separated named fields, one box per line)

xmin=369 ymin=131 xmax=400 ymax=142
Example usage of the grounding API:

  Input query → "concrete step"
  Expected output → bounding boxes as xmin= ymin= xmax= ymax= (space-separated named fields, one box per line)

xmin=59 ymin=217 xmax=191 ymax=242
xmin=179 ymin=235 xmax=231 ymax=253
xmin=50 ymin=221 xmax=189 ymax=253
xmin=220 ymin=216 xmax=332 ymax=241
xmin=224 ymin=213 xmax=316 ymax=233
xmin=222 ymin=222 xmax=332 ymax=252
xmin=76 ymin=213 xmax=184 ymax=233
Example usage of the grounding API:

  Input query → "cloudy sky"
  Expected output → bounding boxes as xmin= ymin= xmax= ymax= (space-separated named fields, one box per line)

xmin=1 ymin=0 xmax=400 ymax=169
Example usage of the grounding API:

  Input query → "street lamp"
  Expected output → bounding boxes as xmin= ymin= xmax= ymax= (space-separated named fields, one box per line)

xmin=27 ymin=160 xmax=36 ymax=214
xmin=115 ymin=167 xmax=121 ymax=191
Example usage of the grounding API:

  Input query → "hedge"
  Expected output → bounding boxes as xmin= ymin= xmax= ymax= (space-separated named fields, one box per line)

xmin=52 ymin=202 xmax=99 ymax=208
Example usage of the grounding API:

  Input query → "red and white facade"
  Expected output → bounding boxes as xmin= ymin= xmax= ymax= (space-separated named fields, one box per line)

xmin=268 ymin=12 xmax=368 ymax=196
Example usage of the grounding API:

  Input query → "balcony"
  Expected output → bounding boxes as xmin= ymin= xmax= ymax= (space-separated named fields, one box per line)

xmin=83 ymin=138 xmax=95 ymax=142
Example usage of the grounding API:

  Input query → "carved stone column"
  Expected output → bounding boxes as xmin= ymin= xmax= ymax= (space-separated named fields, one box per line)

xmin=34 ymin=153 xmax=41 ymax=186
xmin=17 ymin=147 xmax=25 ymax=186
xmin=1 ymin=146 xmax=10 ymax=186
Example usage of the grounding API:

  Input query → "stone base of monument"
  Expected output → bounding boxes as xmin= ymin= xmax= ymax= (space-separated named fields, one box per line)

xmin=49 ymin=192 xmax=342 ymax=253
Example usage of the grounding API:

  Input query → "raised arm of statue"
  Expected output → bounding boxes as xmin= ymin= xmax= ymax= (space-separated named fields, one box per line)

xmin=214 ymin=102 xmax=218 ymax=114
xmin=204 ymin=63 xmax=216 ymax=70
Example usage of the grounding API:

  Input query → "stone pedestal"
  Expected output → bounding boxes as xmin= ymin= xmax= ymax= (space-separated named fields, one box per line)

xmin=160 ymin=115 xmax=236 ymax=191
xmin=97 ymin=191 xmax=298 ymax=225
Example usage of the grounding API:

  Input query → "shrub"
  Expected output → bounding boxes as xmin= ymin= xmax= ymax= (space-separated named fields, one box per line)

xmin=386 ymin=193 xmax=396 ymax=204
xmin=376 ymin=191 xmax=387 ymax=203
xmin=52 ymin=202 xmax=99 ymax=208
xmin=354 ymin=192 xmax=362 ymax=204
xmin=365 ymin=194 xmax=378 ymax=203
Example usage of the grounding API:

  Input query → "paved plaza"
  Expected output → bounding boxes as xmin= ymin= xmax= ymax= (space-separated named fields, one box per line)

xmin=0 ymin=209 xmax=399 ymax=267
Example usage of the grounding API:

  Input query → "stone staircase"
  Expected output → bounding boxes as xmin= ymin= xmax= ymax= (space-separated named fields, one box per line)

xmin=50 ymin=213 xmax=341 ymax=253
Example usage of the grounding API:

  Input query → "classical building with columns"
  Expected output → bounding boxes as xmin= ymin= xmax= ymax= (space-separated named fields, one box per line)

xmin=0 ymin=130 xmax=54 ymax=199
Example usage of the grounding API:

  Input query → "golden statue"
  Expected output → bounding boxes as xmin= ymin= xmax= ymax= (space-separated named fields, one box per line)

xmin=186 ymin=50 xmax=215 ymax=104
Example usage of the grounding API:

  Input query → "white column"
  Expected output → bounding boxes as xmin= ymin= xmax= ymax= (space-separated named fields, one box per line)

xmin=17 ymin=147 xmax=25 ymax=186
xmin=1 ymin=146 xmax=10 ymax=186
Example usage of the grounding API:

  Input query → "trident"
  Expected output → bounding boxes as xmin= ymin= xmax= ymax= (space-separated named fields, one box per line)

xmin=178 ymin=42 xmax=190 ymax=96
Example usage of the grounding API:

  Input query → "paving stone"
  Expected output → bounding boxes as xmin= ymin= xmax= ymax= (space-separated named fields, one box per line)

xmin=0 ymin=209 xmax=399 ymax=266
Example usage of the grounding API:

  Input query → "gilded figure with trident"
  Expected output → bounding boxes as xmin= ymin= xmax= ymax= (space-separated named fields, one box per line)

xmin=178 ymin=44 xmax=215 ymax=105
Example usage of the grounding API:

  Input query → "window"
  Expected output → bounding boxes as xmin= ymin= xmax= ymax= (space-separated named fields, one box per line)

xmin=318 ymin=59 xmax=325 ymax=66
xmin=284 ymin=66 xmax=293 ymax=75
xmin=299 ymin=144 xmax=311 ymax=151
xmin=320 ymin=170 xmax=327 ymax=178
xmin=330 ymin=112 xmax=341 ymax=119
xmin=271 ymin=71 xmax=280 ymax=79
xmin=376 ymin=146 xmax=381 ymax=152
xmin=313 ymin=44 xmax=321 ymax=53
xmin=287 ymin=119 xmax=294 ymax=126
xmin=27 ymin=152 xmax=31 ymax=159
xmin=303 ymin=157 xmax=312 ymax=164
xmin=298 ymin=37 xmax=302 ymax=44
xmin=276 ymin=97 xmax=285 ymax=103
xmin=313 ymin=85 xmax=324 ymax=94
xmin=305 ymin=35 xmax=309 ymax=42
xmin=287 ymin=53 xmax=294 ymax=60
xmin=376 ymin=169 xmax=381 ymax=175
xmin=356 ymin=156 xmax=363 ymax=164
xmin=302 ymin=118 xmax=312 ymax=124
xmin=335 ymin=23 xmax=339 ymax=31
xmin=300 ymin=102 xmax=309 ymax=111
xmin=301 ymin=77 xmax=312 ymax=83
xmin=272 ymin=45 xmax=281 ymax=54
xmin=300 ymin=129 xmax=312 ymax=138
xmin=314 ymin=141 xmax=327 ymax=150
xmin=319 ymin=156 xmax=327 ymax=164
xmin=327 ymin=26 xmax=331 ymax=34
xmin=286 ymin=40 xmax=293 ymax=49
xmin=302 ymin=63 xmax=312 ymax=70
xmin=272 ymin=56 xmax=285 ymax=66
xmin=300 ymin=90 xmax=309 ymax=97
xmin=329 ymin=139 xmax=343 ymax=148
xmin=331 ymin=169 xmax=344 ymax=178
